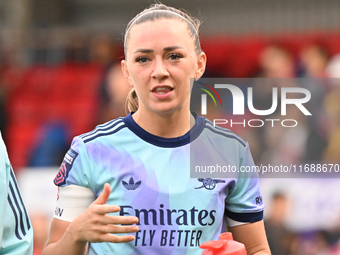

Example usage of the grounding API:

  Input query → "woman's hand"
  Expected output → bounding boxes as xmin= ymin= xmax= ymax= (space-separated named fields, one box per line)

xmin=68 ymin=183 xmax=139 ymax=244
xmin=43 ymin=183 xmax=139 ymax=255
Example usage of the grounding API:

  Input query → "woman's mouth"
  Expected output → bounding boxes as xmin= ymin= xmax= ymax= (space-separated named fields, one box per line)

xmin=153 ymin=87 xmax=173 ymax=94
xmin=151 ymin=86 xmax=174 ymax=98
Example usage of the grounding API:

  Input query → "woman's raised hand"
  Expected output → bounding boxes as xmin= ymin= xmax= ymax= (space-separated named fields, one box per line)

xmin=68 ymin=183 xmax=139 ymax=244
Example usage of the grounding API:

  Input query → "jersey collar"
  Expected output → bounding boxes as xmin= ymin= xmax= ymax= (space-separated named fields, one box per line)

xmin=123 ymin=112 xmax=204 ymax=148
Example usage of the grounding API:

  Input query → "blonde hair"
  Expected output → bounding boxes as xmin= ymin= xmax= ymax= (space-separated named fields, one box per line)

xmin=124 ymin=4 xmax=202 ymax=112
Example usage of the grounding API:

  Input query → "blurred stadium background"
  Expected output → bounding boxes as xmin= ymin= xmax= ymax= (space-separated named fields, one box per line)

xmin=1 ymin=0 xmax=340 ymax=254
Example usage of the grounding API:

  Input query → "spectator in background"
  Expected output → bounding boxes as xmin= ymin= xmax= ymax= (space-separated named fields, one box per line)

xmin=90 ymin=35 xmax=116 ymax=66
xmin=28 ymin=123 xmax=69 ymax=167
xmin=299 ymin=44 xmax=329 ymax=78
xmin=324 ymin=216 xmax=340 ymax=254
xmin=265 ymin=192 xmax=294 ymax=255
xmin=253 ymin=44 xmax=296 ymax=113
xmin=260 ymin=104 xmax=312 ymax=165
xmin=322 ymin=90 xmax=340 ymax=162
xmin=326 ymin=54 xmax=340 ymax=79
xmin=253 ymin=44 xmax=298 ymax=165
xmin=297 ymin=45 xmax=332 ymax=163
xmin=326 ymin=54 xmax=340 ymax=87
xmin=314 ymin=230 xmax=340 ymax=255
xmin=255 ymin=44 xmax=329 ymax=165
xmin=258 ymin=44 xmax=296 ymax=78
xmin=298 ymin=44 xmax=330 ymax=123
xmin=88 ymin=35 xmax=128 ymax=123
xmin=0 ymin=131 xmax=33 ymax=254
xmin=99 ymin=63 xmax=131 ymax=122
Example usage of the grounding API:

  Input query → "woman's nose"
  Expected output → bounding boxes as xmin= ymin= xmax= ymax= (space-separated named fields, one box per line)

xmin=151 ymin=58 xmax=169 ymax=80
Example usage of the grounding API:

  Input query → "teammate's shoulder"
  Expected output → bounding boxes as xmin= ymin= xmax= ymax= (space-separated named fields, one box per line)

xmin=77 ymin=117 xmax=127 ymax=144
xmin=201 ymin=117 xmax=247 ymax=148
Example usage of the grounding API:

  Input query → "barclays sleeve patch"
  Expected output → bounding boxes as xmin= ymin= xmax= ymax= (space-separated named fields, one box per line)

xmin=54 ymin=149 xmax=79 ymax=186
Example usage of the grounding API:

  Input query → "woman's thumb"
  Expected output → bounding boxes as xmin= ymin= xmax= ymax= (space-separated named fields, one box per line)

xmin=94 ymin=183 xmax=111 ymax=205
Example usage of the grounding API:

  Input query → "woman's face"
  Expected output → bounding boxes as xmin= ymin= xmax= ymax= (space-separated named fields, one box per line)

xmin=122 ymin=18 xmax=206 ymax=115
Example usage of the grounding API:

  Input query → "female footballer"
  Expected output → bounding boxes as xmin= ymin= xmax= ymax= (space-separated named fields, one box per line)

xmin=43 ymin=4 xmax=271 ymax=255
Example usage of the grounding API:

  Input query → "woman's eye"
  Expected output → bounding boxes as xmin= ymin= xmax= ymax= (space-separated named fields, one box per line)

xmin=136 ymin=56 xmax=149 ymax=63
xmin=168 ymin=53 xmax=182 ymax=60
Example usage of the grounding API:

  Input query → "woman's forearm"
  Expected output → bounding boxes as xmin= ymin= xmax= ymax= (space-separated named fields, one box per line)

xmin=43 ymin=225 xmax=87 ymax=255
xmin=247 ymin=244 xmax=271 ymax=255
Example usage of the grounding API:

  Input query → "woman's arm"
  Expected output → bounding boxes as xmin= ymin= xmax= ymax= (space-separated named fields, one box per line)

xmin=43 ymin=218 xmax=87 ymax=255
xmin=228 ymin=220 xmax=271 ymax=255
xmin=43 ymin=183 xmax=139 ymax=255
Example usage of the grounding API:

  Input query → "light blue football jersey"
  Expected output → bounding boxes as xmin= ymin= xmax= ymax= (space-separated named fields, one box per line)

xmin=54 ymin=113 xmax=264 ymax=255
xmin=0 ymin=132 xmax=33 ymax=255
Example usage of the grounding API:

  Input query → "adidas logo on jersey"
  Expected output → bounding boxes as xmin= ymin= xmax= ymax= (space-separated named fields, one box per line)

xmin=122 ymin=177 xmax=141 ymax=190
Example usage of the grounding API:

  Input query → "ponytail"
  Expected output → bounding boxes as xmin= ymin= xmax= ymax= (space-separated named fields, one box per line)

xmin=127 ymin=88 xmax=139 ymax=112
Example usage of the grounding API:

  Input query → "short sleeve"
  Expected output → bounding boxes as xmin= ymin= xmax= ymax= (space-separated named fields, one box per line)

xmin=224 ymin=142 xmax=264 ymax=225
xmin=53 ymin=136 xmax=96 ymax=222
xmin=53 ymin=136 xmax=92 ymax=189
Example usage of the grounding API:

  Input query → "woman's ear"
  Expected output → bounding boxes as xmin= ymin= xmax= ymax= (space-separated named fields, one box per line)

xmin=195 ymin=52 xmax=207 ymax=80
xmin=121 ymin=60 xmax=133 ymax=86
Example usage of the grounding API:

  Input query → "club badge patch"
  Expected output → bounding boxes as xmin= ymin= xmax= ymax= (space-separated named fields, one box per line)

xmin=54 ymin=148 xmax=78 ymax=186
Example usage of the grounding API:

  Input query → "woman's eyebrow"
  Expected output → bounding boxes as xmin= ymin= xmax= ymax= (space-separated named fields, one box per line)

xmin=133 ymin=49 xmax=154 ymax=54
xmin=163 ymin=46 xmax=184 ymax=51
xmin=133 ymin=46 xmax=184 ymax=54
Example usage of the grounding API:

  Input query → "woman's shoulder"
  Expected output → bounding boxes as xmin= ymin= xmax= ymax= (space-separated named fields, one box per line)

xmin=200 ymin=116 xmax=248 ymax=149
xmin=76 ymin=116 xmax=129 ymax=145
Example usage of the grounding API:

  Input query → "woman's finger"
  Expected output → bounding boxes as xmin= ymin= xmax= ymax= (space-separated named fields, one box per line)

xmin=101 ymin=234 xmax=136 ymax=243
xmin=93 ymin=204 xmax=121 ymax=215
xmin=99 ymin=224 xmax=139 ymax=234
xmin=100 ymin=215 xmax=139 ymax=225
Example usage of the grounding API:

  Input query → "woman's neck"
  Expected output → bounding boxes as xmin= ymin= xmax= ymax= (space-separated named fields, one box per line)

xmin=131 ymin=108 xmax=195 ymax=138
